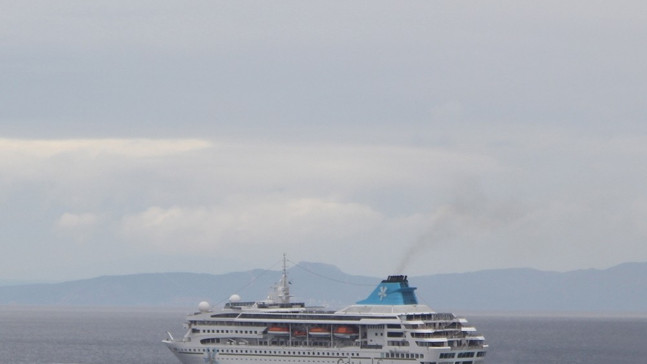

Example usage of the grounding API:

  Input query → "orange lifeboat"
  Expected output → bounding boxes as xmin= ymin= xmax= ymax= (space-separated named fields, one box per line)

xmin=333 ymin=326 xmax=359 ymax=339
xmin=292 ymin=329 xmax=307 ymax=337
xmin=308 ymin=326 xmax=331 ymax=337
xmin=267 ymin=326 xmax=289 ymax=335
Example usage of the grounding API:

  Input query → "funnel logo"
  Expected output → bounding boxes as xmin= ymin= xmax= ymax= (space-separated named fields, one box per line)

xmin=378 ymin=286 xmax=388 ymax=300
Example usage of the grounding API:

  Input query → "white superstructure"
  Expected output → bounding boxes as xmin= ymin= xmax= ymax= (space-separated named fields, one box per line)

xmin=163 ymin=259 xmax=488 ymax=364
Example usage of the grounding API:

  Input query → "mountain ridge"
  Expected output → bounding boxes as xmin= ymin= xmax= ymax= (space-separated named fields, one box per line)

xmin=1 ymin=261 xmax=645 ymax=312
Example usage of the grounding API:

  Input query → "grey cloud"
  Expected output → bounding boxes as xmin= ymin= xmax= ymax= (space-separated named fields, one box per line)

xmin=2 ymin=2 xmax=646 ymax=140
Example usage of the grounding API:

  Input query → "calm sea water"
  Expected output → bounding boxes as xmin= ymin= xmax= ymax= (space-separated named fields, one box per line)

xmin=1 ymin=306 xmax=646 ymax=364
xmin=467 ymin=313 xmax=647 ymax=364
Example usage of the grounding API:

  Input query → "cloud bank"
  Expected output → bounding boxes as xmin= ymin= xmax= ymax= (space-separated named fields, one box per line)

xmin=1 ymin=131 xmax=646 ymax=280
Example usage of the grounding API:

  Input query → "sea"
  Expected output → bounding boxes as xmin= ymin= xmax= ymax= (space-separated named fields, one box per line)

xmin=1 ymin=306 xmax=646 ymax=364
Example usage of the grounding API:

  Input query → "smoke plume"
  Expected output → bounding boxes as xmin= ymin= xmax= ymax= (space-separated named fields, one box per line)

xmin=395 ymin=182 xmax=525 ymax=274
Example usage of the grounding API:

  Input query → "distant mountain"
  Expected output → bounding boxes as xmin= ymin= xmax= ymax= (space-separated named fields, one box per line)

xmin=416 ymin=262 xmax=647 ymax=312
xmin=1 ymin=261 xmax=646 ymax=312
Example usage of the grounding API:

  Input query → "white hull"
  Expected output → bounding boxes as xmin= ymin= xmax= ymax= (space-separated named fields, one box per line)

xmin=164 ymin=340 xmax=486 ymax=364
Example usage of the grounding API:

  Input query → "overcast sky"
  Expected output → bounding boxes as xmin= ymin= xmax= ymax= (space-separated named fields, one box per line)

xmin=2 ymin=1 xmax=647 ymax=282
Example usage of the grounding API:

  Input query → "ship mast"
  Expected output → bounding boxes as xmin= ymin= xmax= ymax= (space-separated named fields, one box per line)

xmin=277 ymin=253 xmax=290 ymax=304
xmin=264 ymin=253 xmax=291 ymax=304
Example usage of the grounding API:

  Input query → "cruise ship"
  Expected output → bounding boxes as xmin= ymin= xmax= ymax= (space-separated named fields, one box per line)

xmin=163 ymin=259 xmax=488 ymax=364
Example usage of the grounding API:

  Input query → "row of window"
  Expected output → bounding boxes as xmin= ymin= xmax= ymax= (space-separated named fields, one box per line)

xmin=405 ymin=313 xmax=455 ymax=321
xmin=439 ymin=351 xmax=486 ymax=359
xmin=416 ymin=342 xmax=447 ymax=347
xmin=457 ymin=352 xmax=474 ymax=358
xmin=383 ymin=352 xmax=422 ymax=359
xmin=181 ymin=346 xmax=484 ymax=361
xmin=200 ymin=338 xmax=349 ymax=347
xmin=405 ymin=322 xmax=460 ymax=330
xmin=198 ymin=327 xmax=413 ymax=337
xmin=200 ymin=329 xmax=261 ymax=334
xmin=220 ymin=348 xmax=362 ymax=357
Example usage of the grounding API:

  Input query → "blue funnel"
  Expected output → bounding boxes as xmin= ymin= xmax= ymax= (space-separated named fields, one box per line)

xmin=356 ymin=275 xmax=418 ymax=305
